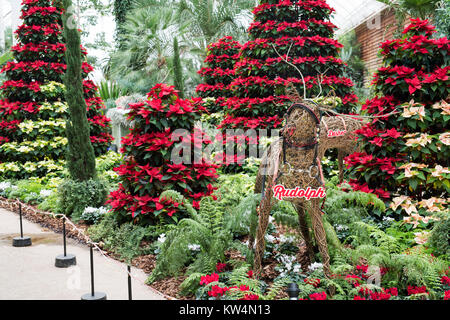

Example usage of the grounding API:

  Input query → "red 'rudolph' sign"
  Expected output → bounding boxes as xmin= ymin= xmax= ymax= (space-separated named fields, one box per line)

xmin=327 ymin=129 xmax=346 ymax=138
xmin=272 ymin=185 xmax=326 ymax=201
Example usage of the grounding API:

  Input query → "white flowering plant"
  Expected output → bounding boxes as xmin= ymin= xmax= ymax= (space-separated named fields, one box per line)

xmin=80 ymin=206 xmax=109 ymax=225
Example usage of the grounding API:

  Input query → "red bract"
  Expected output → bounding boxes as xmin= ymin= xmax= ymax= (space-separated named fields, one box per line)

xmin=309 ymin=292 xmax=327 ymax=300
xmin=216 ymin=263 xmax=227 ymax=273
xmin=407 ymin=285 xmax=428 ymax=295
xmin=200 ymin=273 xmax=219 ymax=285
xmin=240 ymin=294 xmax=259 ymax=300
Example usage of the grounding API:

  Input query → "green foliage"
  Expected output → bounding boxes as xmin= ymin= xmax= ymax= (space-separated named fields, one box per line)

xmin=57 ymin=178 xmax=109 ymax=221
xmin=223 ymin=193 xmax=260 ymax=237
xmin=98 ymin=80 xmax=123 ymax=101
xmin=428 ymin=213 xmax=450 ymax=259
xmin=378 ymin=0 xmax=440 ymax=31
xmin=37 ymin=191 xmax=60 ymax=213
xmin=214 ymin=173 xmax=256 ymax=215
xmin=96 ymin=151 xmax=123 ymax=172
xmin=113 ymin=0 xmax=134 ymax=47
xmin=147 ymin=196 xmax=232 ymax=283
xmin=434 ymin=0 xmax=450 ymax=37
xmin=272 ymin=201 xmax=298 ymax=229
xmin=353 ymin=222 xmax=401 ymax=254
xmin=88 ymin=212 xmax=155 ymax=263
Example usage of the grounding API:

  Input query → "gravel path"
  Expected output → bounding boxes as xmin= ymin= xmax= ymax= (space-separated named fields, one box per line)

xmin=0 ymin=208 xmax=165 ymax=300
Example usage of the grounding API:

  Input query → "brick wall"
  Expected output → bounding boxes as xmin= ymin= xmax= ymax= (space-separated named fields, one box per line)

xmin=354 ymin=8 xmax=409 ymax=86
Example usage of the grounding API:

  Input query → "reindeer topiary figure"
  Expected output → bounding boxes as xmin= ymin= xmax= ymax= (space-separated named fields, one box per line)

xmin=250 ymin=84 xmax=366 ymax=279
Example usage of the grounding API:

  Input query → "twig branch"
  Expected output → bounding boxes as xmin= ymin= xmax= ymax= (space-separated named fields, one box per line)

xmin=271 ymin=42 xmax=307 ymax=100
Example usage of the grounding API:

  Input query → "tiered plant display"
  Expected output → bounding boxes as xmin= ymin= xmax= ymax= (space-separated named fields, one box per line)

xmin=196 ymin=36 xmax=242 ymax=113
xmin=219 ymin=0 xmax=358 ymax=137
xmin=108 ymin=84 xmax=219 ymax=225
xmin=0 ymin=0 xmax=112 ymax=179
xmin=345 ymin=19 xmax=449 ymax=218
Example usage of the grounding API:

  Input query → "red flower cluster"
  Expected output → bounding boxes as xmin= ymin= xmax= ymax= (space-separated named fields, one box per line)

xmin=252 ymin=0 xmax=335 ymax=16
xmin=15 ymin=23 xmax=61 ymax=37
xmin=21 ymin=6 xmax=60 ymax=19
xmin=200 ymin=273 xmax=219 ymax=285
xmin=240 ymin=294 xmax=260 ymax=300
xmin=407 ymin=286 xmax=428 ymax=296
xmin=216 ymin=263 xmax=227 ymax=273
xmin=309 ymin=292 xmax=327 ymax=300
xmin=248 ymin=18 xmax=336 ymax=33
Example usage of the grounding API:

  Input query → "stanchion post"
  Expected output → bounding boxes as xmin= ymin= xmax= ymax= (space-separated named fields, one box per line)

xmin=81 ymin=244 xmax=107 ymax=300
xmin=128 ymin=265 xmax=132 ymax=300
xmin=12 ymin=203 xmax=32 ymax=247
xmin=55 ymin=216 xmax=76 ymax=268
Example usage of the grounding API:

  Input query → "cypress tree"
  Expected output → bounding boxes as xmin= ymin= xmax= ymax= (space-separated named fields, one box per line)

xmin=172 ymin=37 xmax=184 ymax=98
xmin=62 ymin=0 xmax=96 ymax=181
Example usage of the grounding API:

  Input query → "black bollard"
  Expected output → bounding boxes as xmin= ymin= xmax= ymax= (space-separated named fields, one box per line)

xmin=81 ymin=245 xmax=107 ymax=300
xmin=286 ymin=283 xmax=300 ymax=300
xmin=128 ymin=265 xmax=132 ymax=300
xmin=55 ymin=217 xmax=76 ymax=268
xmin=12 ymin=203 xmax=32 ymax=247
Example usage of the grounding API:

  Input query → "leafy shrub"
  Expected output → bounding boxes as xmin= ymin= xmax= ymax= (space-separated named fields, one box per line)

xmin=87 ymin=212 xmax=156 ymax=263
xmin=57 ymin=179 xmax=109 ymax=222
xmin=37 ymin=191 xmax=60 ymax=213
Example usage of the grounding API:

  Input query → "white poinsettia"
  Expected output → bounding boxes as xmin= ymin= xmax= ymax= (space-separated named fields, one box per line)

xmin=414 ymin=231 xmax=430 ymax=245
xmin=439 ymin=132 xmax=450 ymax=146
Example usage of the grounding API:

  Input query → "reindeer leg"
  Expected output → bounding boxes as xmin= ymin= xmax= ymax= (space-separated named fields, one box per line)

xmin=253 ymin=183 xmax=274 ymax=279
xmin=338 ymin=149 xmax=345 ymax=184
xmin=309 ymin=199 xmax=332 ymax=278
xmin=294 ymin=201 xmax=314 ymax=265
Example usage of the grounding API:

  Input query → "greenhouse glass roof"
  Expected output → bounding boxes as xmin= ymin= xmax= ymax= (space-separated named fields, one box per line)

xmin=328 ymin=0 xmax=388 ymax=35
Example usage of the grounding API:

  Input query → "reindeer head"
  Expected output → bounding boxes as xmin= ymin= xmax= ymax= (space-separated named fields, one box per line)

xmin=282 ymin=100 xmax=321 ymax=148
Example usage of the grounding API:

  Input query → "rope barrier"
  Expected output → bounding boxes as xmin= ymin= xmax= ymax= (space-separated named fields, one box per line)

xmin=0 ymin=197 xmax=175 ymax=300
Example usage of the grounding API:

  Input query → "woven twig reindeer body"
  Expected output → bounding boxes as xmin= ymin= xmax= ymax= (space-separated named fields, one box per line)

xmin=251 ymin=99 xmax=366 ymax=279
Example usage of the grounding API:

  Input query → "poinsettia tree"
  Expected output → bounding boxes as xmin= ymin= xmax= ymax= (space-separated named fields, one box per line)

xmin=196 ymin=36 xmax=242 ymax=113
xmin=218 ymin=0 xmax=358 ymax=165
xmin=107 ymin=84 xmax=219 ymax=225
xmin=345 ymin=19 xmax=449 ymax=220
xmin=0 ymin=0 xmax=112 ymax=179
